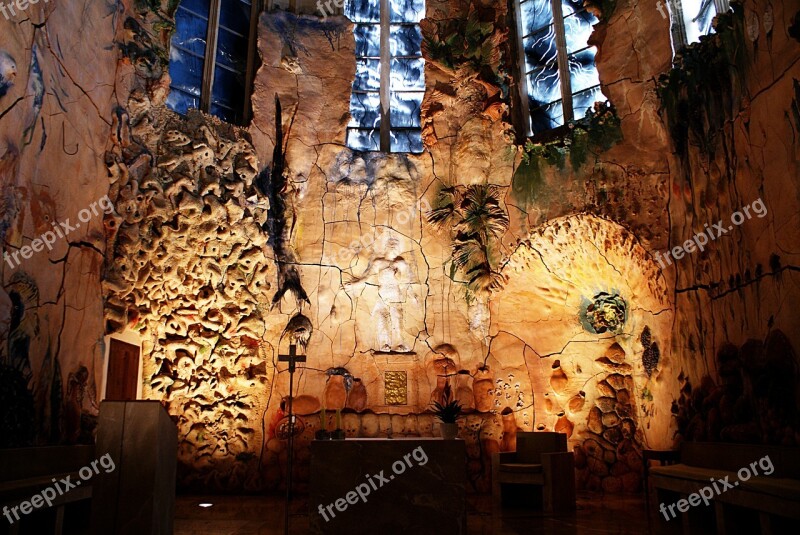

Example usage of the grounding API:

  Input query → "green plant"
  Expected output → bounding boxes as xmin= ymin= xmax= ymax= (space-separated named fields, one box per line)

xmin=420 ymin=3 xmax=507 ymax=87
xmin=656 ymin=4 xmax=747 ymax=158
xmin=428 ymin=183 xmax=509 ymax=294
xmin=513 ymin=102 xmax=622 ymax=208
xmin=431 ymin=387 xmax=463 ymax=424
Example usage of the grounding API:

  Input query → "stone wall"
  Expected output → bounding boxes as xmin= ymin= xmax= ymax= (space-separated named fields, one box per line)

xmin=0 ymin=0 xmax=119 ymax=446
xmin=662 ymin=1 xmax=800 ymax=445
xmin=2 ymin=0 xmax=798 ymax=497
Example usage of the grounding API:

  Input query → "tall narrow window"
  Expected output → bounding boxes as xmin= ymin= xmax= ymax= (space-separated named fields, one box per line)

xmin=346 ymin=0 xmax=425 ymax=153
xmin=167 ymin=0 xmax=261 ymax=125
xmin=514 ymin=0 xmax=605 ymax=135
xmin=665 ymin=0 xmax=730 ymax=51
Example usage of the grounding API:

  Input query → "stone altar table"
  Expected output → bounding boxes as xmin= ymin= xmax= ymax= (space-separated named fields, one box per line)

xmin=309 ymin=438 xmax=467 ymax=534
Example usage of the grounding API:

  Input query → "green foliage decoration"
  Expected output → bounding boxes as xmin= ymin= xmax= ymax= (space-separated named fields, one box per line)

xmin=513 ymin=102 xmax=622 ymax=208
xmin=656 ymin=3 xmax=748 ymax=158
xmin=421 ymin=3 xmax=507 ymax=87
xmin=427 ymin=183 xmax=509 ymax=295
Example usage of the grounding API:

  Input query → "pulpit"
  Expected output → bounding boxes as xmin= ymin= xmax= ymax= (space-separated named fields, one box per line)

xmin=310 ymin=438 xmax=467 ymax=534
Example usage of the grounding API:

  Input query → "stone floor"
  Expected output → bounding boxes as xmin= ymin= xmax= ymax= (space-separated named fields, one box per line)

xmin=174 ymin=491 xmax=665 ymax=534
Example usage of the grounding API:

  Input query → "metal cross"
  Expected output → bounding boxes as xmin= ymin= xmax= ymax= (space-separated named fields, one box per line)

xmin=278 ymin=344 xmax=306 ymax=535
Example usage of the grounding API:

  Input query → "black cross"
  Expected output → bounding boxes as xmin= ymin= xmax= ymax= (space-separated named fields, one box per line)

xmin=278 ymin=344 xmax=307 ymax=372
xmin=278 ymin=343 xmax=306 ymax=534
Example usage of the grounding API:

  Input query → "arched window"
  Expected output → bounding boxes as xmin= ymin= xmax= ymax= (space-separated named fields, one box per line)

xmin=346 ymin=0 xmax=425 ymax=153
xmin=660 ymin=0 xmax=730 ymax=51
xmin=514 ymin=0 xmax=606 ymax=135
xmin=167 ymin=0 xmax=261 ymax=125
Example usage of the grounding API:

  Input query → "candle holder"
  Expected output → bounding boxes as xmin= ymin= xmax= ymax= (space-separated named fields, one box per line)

xmin=331 ymin=408 xmax=346 ymax=439
xmin=315 ymin=407 xmax=332 ymax=440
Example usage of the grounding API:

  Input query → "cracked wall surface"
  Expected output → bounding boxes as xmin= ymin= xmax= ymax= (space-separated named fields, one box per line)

xmin=241 ymin=4 xmax=681 ymax=493
xmin=1 ymin=0 xmax=799 ymax=496
xmin=0 ymin=0 xmax=118 ymax=446
xmin=660 ymin=1 xmax=800 ymax=445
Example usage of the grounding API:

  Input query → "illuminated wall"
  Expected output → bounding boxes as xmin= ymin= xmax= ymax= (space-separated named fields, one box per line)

xmin=2 ymin=0 xmax=798 ymax=498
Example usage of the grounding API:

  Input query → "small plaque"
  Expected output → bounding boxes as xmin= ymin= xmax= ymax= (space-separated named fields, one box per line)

xmin=384 ymin=371 xmax=408 ymax=405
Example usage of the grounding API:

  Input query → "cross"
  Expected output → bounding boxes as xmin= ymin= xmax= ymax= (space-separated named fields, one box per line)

xmin=278 ymin=343 xmax=307 ymax=372
xmin=278 ymin=343 xmax=306 ymax=534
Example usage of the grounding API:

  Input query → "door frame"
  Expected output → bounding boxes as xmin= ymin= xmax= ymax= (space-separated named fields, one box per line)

xmin=102 ymin=331 xmax=143 ymax=401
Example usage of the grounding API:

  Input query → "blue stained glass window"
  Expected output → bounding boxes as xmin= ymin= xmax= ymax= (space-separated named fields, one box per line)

xmin=563 ymin=9 xmax=598 ymax=53
xmin=389 ymin=0 xmax=424 ymax=23
xmin=674 ymin=0 xmax=720 ymax=47
xmin=168 ymin=0 xmax=210 ymax=115
xmin=347 ymin=129 xmax=381 ymax=151
xmin=390 ymin=25 xmax=422 ymax=57
xmin=345 ymin=0 xmax=381 ymax=23
xmin=568 ymin=48 xmax=602 ymax=94
xmin=355 ymin=25 xmax=382 ymax=57
xmin=390 ymin=130 xmax=423 ymax=153
xmin=517 ymin=0 xmax=605 ymax=134
xmin=167 ymin=0 xmax=253 ymax=125
xmin=390 ymin=92 xmax=422 ymax=128
xmin=572 ymin=86 xmax=604 ymax=121
xmin=347 ymin=0 xmax=425 ymax=153
xmin=527 ymin=66 xmax=561 ymax=106
xmin=520 ymin=0 xmax=553 ymax=34
xmin=530 ymin=100 xmax=564 ymax=132
xmin=349 ymin=92 xmax=382 ymax=127
xmin=390 ymin=58 xmax=425 ymax=90
xmin=354 ymin=59 xmax=382 ymax=91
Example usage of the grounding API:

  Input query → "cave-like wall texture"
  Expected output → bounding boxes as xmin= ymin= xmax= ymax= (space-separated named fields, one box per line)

xmin=1 ymin=0 xmax=798 ymax=494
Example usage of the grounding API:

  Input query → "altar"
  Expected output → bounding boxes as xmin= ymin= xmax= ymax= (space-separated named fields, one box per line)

xmin=309 ymin=438 xmax=467 ymax=534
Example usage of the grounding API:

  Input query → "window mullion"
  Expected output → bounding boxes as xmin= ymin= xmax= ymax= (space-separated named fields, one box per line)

xmin=201 ymin=0 xmax=222 ymax=113
xmin=380 ymin=0 xmax=391 ymax=152
xmin=243 ymin=0 xmax=264 ymax=124
xmin=667 ymin=0 xmax=689 ymax=50
xmin=551 ymin=0 xmax=572 ymax=123
xmin=513 ymin=0 xmax=533 ymax=136
xmin=713 ymin=0 xmax=730 ymax=14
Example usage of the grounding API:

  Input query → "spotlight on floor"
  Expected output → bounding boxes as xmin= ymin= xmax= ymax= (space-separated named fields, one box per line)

xmin=198 ymin=503 xmax=214 ymax=508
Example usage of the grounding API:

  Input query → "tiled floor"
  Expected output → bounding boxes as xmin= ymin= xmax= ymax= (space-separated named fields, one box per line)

xmin=175 ymin=491 xmax=656 ymax=534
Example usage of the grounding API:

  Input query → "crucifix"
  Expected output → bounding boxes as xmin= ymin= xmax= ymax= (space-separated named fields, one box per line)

xmin=278 ymin=344 xmax=306 ymax=535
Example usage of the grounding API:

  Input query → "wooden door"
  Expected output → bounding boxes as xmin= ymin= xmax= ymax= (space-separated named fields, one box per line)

xmin=106 ymin=339 xmax=140 ymax=400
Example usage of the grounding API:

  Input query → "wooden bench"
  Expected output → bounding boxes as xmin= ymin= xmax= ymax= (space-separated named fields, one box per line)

xmin=649 ymin=442 xmax=800 ymax=533
xmin=0 ymin=445 xmax=95 ymax=535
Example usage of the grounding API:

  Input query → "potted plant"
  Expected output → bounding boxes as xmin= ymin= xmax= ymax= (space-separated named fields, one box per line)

xmin=432 ymin=385 xmax=462 ymax=439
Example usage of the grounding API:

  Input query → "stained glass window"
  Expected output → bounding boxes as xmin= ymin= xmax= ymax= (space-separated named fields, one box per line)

xmin=516 ymin=0 xmax=606 ymax=135
xmin=346 ymin=0 xmax=425 ymax=153
xmin=665 ymin=0 xmax=729 ymax=51
xmin=168 ymin=0 xmax=258 ymax=125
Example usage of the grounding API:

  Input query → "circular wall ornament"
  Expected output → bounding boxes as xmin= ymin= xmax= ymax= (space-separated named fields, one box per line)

xmin=580 ymin=291 xmax=627 ymax=334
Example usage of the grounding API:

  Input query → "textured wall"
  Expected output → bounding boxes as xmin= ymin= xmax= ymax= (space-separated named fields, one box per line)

xmin=240 ymin=2 xmax=678 ymax=493
xmin=0 ymin=0 xmax=119 ymax=446
xmin=2 ymin=0 xmax=798 ymax=497
xmin=662 ymin=1 xmax=800 ymax=445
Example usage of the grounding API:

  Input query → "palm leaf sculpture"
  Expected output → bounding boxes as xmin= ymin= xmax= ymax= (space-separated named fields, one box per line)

xmin=428 ymin=184 xmax=509 ymax=294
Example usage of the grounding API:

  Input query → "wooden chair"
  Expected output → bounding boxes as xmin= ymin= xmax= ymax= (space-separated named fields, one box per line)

xmin=491 ymin=431 xmax=576 ymax=513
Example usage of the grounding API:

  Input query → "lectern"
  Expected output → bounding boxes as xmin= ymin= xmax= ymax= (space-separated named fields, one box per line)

xmin=90 ymin=401 xmax=177 ymax=535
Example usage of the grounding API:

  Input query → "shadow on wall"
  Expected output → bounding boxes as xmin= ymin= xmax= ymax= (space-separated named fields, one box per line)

xmin=673 ymin=330 xmax=799 ymax=445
